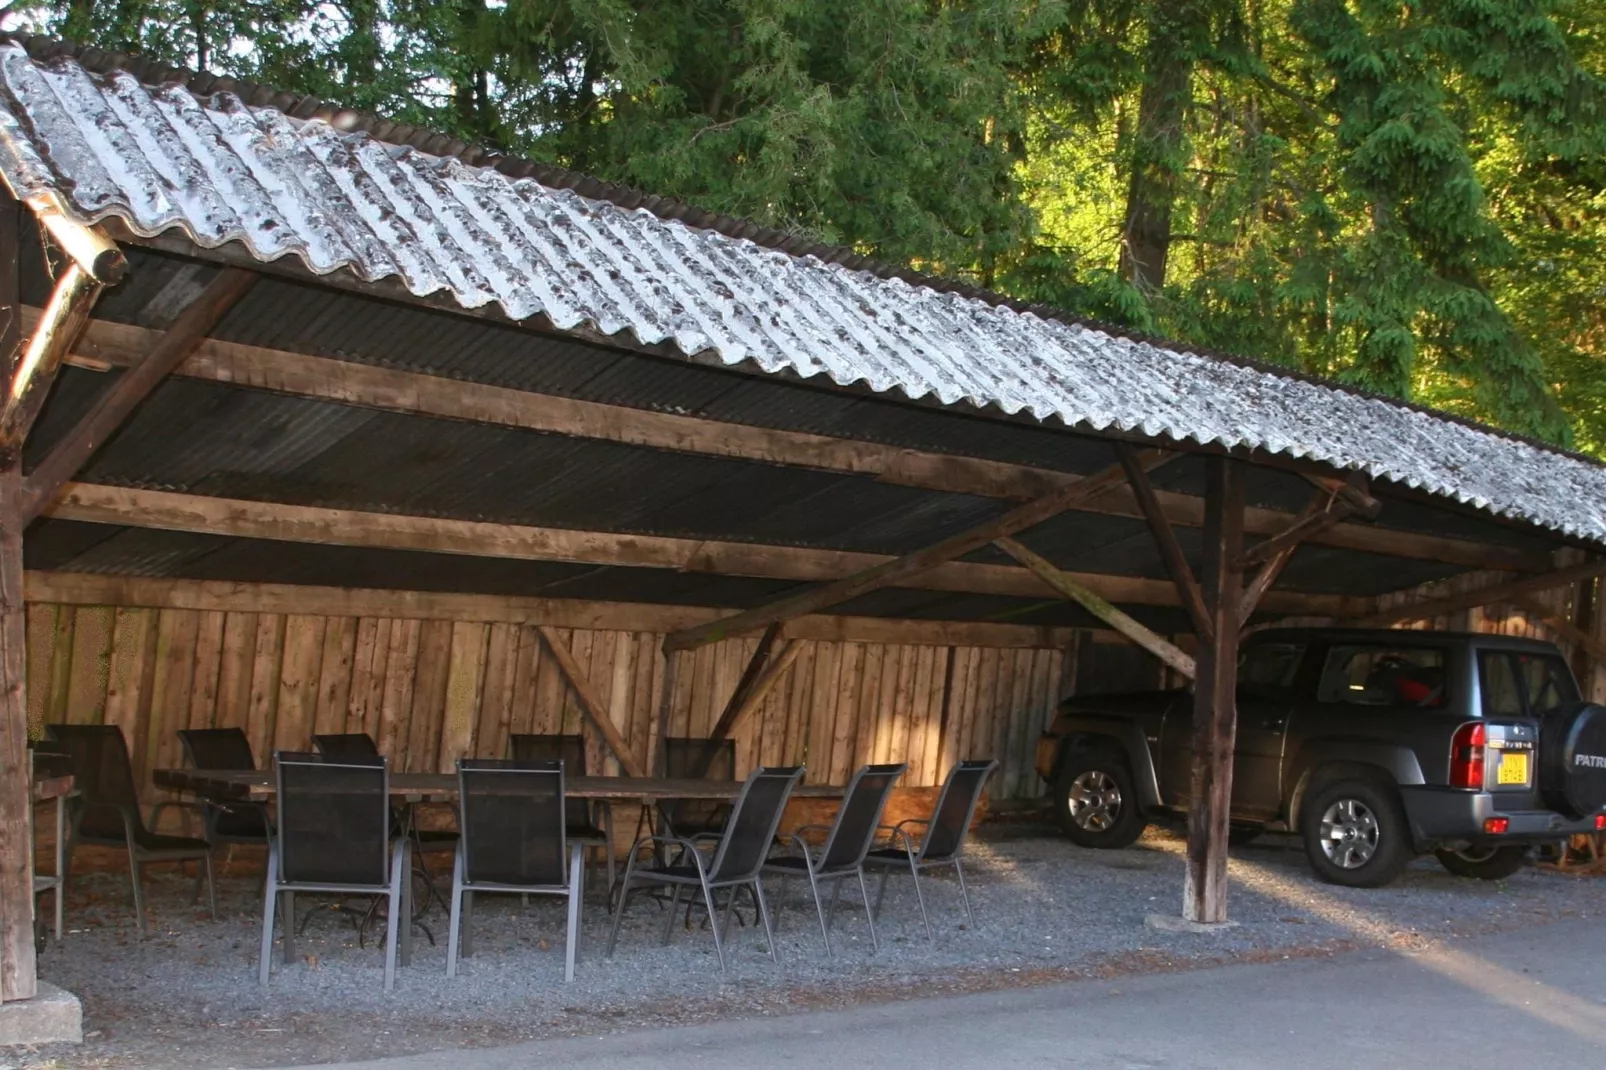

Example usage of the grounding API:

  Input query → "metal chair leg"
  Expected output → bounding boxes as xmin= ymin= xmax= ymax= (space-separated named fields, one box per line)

xmin=802 ymin=861 xmax=831 ymax=956
xmin=257 ymin=849 xmax=279 ymax=985
xmin=857 ymin=869 xmax=879 ymax=952
xmin=383 ymin=848 xmax=405 ymax=991
xmin=753 ymin=878 xmax=779 ymax=965
xmin=873 ymin=864 xmax=892 ymax=920
xmin=662 ymin=883 xmax=685 ymax=946
xmin=128 ymin=854 xmax=146 ymax=937
xmin=909 ymin=858 xmax=932 ymax=939
xmin=446 ymin=850 xmax=465 ymax=978
xmin=52 ymin=796 xmax=65 ymax=941
xmin=606 ymin=849 xmax=642 ymax=958
xmin=203 ymin=853 xmax=217 ymax=918
xmin=700 ymin=878 xmax=726 ymax=972
xmin=826 ymin=876 xmax=844 ymax=931
xmin=564 ymin=843 xmax=583 ymax=983
xmin=281 ymin=890 xmax=297 ymax=964
xmin=953 ymin=857 xmax=976 ymax=928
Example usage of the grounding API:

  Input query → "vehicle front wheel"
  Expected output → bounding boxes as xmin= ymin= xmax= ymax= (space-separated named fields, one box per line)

xmin=1435 ymin=845 xmax=1529 ymax=880
xmin=1301 ymin=777 xmax=1413 ymax=888
xmin=1054 ymin=749 xmax=1147 ymax=849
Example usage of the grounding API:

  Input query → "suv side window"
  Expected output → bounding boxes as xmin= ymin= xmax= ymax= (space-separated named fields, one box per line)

xmin=1317 ymin=645 xmax=1448 ymax=708
xmin=1238 ymin=643 xmax=1304 ymax=703
xmin=1480 ymin=650 xmax=1580 ymax=717
xmin=1479 ymin=652 xmax=1524 ymax=717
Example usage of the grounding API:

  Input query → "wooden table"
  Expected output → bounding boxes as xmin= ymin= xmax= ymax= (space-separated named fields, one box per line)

xmin=30 ymin=772 xmax=73 ymax=943
xmin=155 ymin=768 xmax=843 ymax=804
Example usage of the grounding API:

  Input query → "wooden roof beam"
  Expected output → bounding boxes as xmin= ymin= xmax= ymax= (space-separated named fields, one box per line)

xmin=661 ymin=450 xmax=1183 ymax=651
xmin=44 ymin=481 xmax=1364 ymax=618
xmin=1354 ymin=558 xmax=1606 ymax=627
xmin=35 ymin=312 xmax=1554 ymax=575
xmin=21 ymin=270 xmax=257 ymax=523
xmin=1117 ymin=444 xmax=1212 ymax=640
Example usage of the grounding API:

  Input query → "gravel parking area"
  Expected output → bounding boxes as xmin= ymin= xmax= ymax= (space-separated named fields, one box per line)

xmin=13 ymin=823 xmax=1606 ymax=1069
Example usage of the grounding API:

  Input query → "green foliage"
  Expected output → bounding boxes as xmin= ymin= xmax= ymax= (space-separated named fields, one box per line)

xmin=5 ymin=0 xmax=1605 ymax=450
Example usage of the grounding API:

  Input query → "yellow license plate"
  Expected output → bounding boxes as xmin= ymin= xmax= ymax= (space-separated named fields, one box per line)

xmin=1497 ymin=751 xmax=1530 ymax=785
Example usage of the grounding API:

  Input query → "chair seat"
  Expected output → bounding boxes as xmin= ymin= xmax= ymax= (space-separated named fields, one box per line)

xmin=132 ymin=829 xmax=212 ymax=854
xmin=864 ymin=847 xmax=916 ymax=863
xmin=632 ymin=864 xmax=707 ymax=884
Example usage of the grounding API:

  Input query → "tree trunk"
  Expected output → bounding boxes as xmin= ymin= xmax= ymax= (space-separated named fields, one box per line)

xmin=1119 ymin=10 xmax=1198 ymax=292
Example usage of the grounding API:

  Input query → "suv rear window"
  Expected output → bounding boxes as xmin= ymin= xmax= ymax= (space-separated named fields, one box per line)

xmin=1317 ymin=645 xmax=1447 ymax=708
xmin=1478 ymin=650 xmax=1579 ymax=717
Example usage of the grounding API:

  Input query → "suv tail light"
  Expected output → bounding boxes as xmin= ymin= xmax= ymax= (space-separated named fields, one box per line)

xmin=1450 ymin=722 xmax=1486 ymax=790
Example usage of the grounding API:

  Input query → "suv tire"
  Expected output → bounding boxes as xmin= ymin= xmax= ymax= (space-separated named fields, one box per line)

xmin=1054 ymin=747 xmax=1147 ymax=849
xmin=1301 ymin=777 xmax=1413 ymax=888
xmin=1434 ymin=845 xmax=1528 ymax=880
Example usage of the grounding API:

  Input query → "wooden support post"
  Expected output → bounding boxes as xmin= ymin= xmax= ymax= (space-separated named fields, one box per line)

xmin=994 ymin=536 xmax=1195 ymax=678
xmin=20 ymin=267 xmax=257 ymax=522
xmin=1117 ymin=444 xmax=1211 ymax=638
xmin=1568 ymin=571 xmax=1598 ymax=685
xmin=663 ymin=449 xmax=1183 ymax=651
xmin=0 ymin=199 xmax=36 ymax=1002
xmin=1183 ymin=456 xmax=1244 ymax=925
xmin=536 ymin=625 xmax=647 ymax=778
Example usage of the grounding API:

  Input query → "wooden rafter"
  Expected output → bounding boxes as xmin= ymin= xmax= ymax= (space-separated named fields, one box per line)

xmin=1 ymin=264 xmax=101 ymax=452
xmin=535 ymin=625 xmax=646 ymax=778
xmin=34 ymin=311 xmax=1555 ymax=575
xmin=1510 ymin=595 xmax=1606 ymax=664
xmin=1117 ymin=443 xmax=1211 ymax=639
xmin=702 ymin=638 xmax=804 ymax=763
xmin=20 ymin=268 xmax=257 ymax=522
xmin=1355 ymin=559 xmax=1606 ymax=627
xmin=994 ymin=536 xmax=1195 ymax=678
xmin=44 ymin=482 xmax=1360 ymax=616
xmin=662 ymin=450 xmax=1184 ymax=651
xmin=1235 ymin=488 xmax=1353 ymax=571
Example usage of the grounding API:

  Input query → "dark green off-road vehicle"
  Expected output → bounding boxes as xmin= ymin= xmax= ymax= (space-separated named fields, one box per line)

xmin=1035 ymin=628 xmax=1606 ymax=887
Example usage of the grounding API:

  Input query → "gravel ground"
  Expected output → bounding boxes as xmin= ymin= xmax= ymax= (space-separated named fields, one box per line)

xmin=10 ymin=822 xmax=1606 ymax=1070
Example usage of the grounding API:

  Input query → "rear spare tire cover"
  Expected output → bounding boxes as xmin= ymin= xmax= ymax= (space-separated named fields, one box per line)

xmin=1539 ymin=702 xmax=1606 ymax=818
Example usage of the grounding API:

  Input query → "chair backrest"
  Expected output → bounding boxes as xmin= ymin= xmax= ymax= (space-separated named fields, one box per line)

xmin=274 ymin=751 xmax=391 ymax=887
xmin=313 ymin=733 xmax=381 ymax=761
xmin=918 ymin=759 xmax=999 ymax=863
xmin=457 ymin=758 xmax=568 ymax=887
xmin=45 ymin=724 xmax=140 ymax=839
xmin=178 ymin=727 xmax=257 ymax=770
xmin=819 ymin=763 xmax=906 ymax=871
xmin=508 ymin=734 xmax=587 ymax=775
xmin=708 ymin=766 xmax=804 ymax=883
xmin=661 ymin=737 xmax=735 ymax=780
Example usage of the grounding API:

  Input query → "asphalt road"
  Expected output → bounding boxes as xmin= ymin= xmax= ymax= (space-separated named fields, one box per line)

xmin=309 ymin=918 xmax=1606 ymax=1070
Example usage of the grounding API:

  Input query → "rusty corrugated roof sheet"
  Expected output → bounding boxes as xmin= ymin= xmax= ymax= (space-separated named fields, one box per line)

xmin=1 ymin=42 xmax=1604 ymax=545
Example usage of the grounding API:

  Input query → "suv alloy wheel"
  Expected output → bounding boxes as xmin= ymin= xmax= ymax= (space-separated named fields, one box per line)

xmin=1054 ymin=748 xmax=1147 ymax=848
xmin=1301 ymin=777 xmax=1413 ymax=887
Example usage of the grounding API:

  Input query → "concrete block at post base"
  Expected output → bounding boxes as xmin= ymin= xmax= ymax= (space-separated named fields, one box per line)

xmin=0 ymin=982 xmax=82 ymax=1046
xmin=1144 ymin=913 xmax=1240 ymax=935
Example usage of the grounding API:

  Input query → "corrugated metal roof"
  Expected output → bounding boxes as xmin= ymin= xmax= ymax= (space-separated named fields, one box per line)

xmin=2 ymin=43 xmax=1604 ymax=544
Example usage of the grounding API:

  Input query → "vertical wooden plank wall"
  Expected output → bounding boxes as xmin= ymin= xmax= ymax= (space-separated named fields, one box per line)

xmin=22 ymin=602 xmax=1073 ymax=806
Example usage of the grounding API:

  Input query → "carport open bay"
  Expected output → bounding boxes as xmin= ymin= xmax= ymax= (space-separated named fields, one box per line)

xmin=21 ymin=823 xmax=1606 ymax=1069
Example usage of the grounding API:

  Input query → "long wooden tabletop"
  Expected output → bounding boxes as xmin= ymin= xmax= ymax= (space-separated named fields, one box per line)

xmin=155 ymin=768 xmax=843 ymax=803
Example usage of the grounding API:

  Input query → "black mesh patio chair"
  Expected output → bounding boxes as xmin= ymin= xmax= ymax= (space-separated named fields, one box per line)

xmin=864 ymin=759 xmax=998 ymax=938
xmin=607 ymin=766 xmax=803 ymax=972
xmin=313 ymin=732 xmax=457 ymax=862
xmin=509 ymin=734 xmax=615 ymax=899
xmin=763 ymin=763 xmax=905 ymax=955
xmin=259 ymin=752 xmax=412 ymax=990
xmin=657 ymin=737 xmax=737 ymax=839
xmin=45 ymin=723 xmax=216 ymax=936
xmin=178 ymin=728 xmax=272 ymax=849
xmin=447 ymin=759 xmax=583 ymax=981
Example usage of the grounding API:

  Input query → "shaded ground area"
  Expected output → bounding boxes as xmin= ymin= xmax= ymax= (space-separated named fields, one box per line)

xmin=11 ymin=821 xmax=1606 ymax=1069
